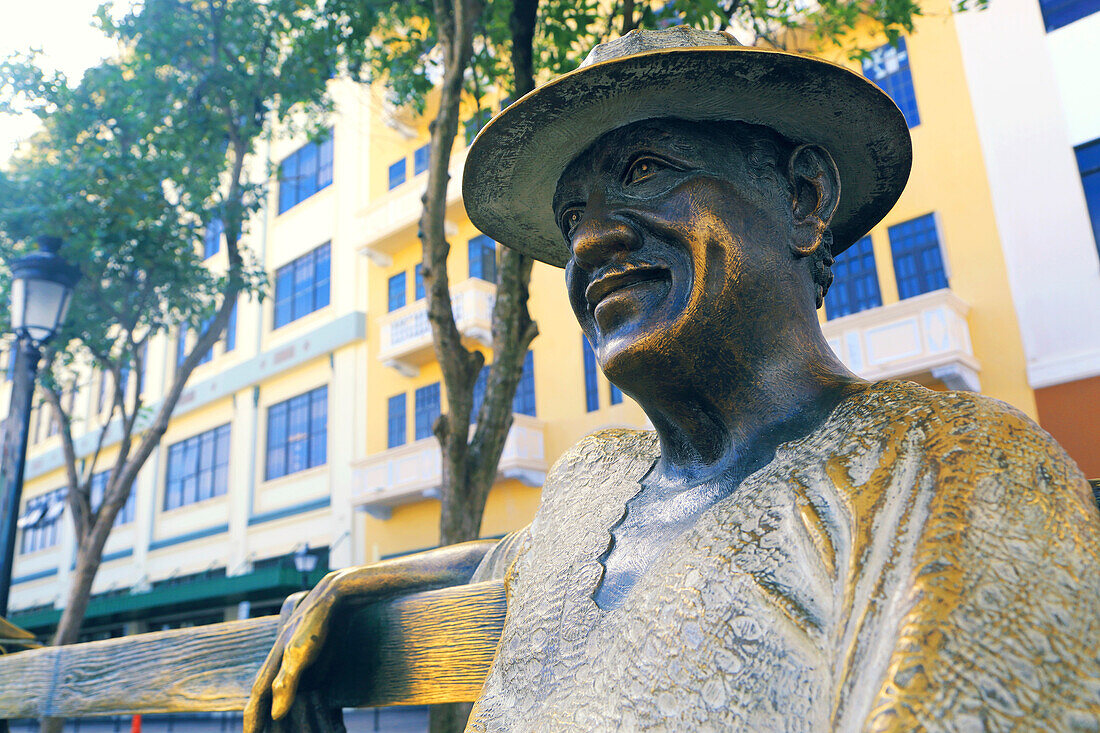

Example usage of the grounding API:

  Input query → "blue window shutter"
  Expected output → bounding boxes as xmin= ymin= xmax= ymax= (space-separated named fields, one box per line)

xmin=512 ymin=351 xmax=536 ymax=416
xmin=888 ymin=213 xmax=948 ymax=300
xmin=582 ymin=337 xmax=599 ymax=412
xmin=862 ymin=38 xmax=920 ymax=129
xmin=176 ymin=325 xmax=189 ymax=367
xmin=414 ymin=144 xmax=430 ymax=175
xmin=388 ymin=158 xmax=407 ymax=190
xmin=387 ymin=393 xmax=407 ymax=448
xmin=388 ymin=272 xmax=407 ymax=313
xmin=1038 ymin=0 xmax=1100 ymax=31
xmin=1075 ymin=138 xmax=1100 ymax=257
xmin=824 ymin=236 xmax=883 ymax=319
xmin=225 ymin=301 xmax=237 ymax=352
xmin=273 ymin=243 xmax=330 ymax=329
xmin=415 ymin=383 xmax=441 ymax=440
xmin=468 ymin=235 xmax=497 ymax=282
xmin=277 ymin=131 xmax=334 ymax=214
xmin=415 ymin=263 xmax=425 ymax=300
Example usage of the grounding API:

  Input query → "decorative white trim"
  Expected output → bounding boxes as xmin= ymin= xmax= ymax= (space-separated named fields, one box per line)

xmin=1027 ymin=347 xmax=1100 ymax=389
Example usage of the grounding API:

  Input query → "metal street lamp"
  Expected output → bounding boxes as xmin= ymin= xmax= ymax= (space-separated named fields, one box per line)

xmin=293 ymin=543 xmax=319 ymax=590
xmin=0 ymin=237 xmax=80 ymax=617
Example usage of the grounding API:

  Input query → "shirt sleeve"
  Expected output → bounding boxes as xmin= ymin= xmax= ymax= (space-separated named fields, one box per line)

xmin=862 ymin=399 xmax=1100 ymax=731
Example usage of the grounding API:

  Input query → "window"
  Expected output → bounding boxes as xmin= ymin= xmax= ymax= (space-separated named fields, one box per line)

xmin=98 ymin=370 xmax=110 ymax=413
xmin=610 ymin=383 xmax=623 ymax=405
xmin=513 ymin=350 xmax=536 ymax=417
xmin=176 ymin=325 xmax=189 ymax=367
xmin=273 ymin=243 xmax=331 ymax=328
xmin=824 ymin=236 xmax=883 ymax=319
xmin=388 ymin=158 xmax=407 ymax=190
xmin=265 ymin=386 xmax=327 ymax=480
xmin=387 ymin=393 xmax=407 ymax=449
xmin=464 ymin=109 xmax=492 ymax=143
xmin=198 ymin=316 xmax=215 ymax=365
xmin=471 ymin=364 xmax=489 ymax=424
xmin=388 ymin=272 xmax=406 ymax=312
xmin=468 ymin=351 xmax=536 ymax=421
xmin=469 ymin=235 xmax=497 ymax=283
xmin=1038 ymin=0 xmax=1100 ymax=30
xmin=1076 ymin=138 xmax=1100 ymax=256
xmin=19 ymin=488 xmax=66 ymax=554
xmin=278 ymin=132 xmax=334 ymax=214
xmin=415 ymin=263 xmax=425 ymax=301
xmin=224 ymin=301 xmax=237 ymax=352
xmin=889 ymin=213 xmax=948 ymax=299
xmin=90 ymin=470 xmax=136 ymax=526
xmin=414 ymin=144 xmax=430 ymax=176
xmin=414 ymin=383 xmax=441 ymax=440
xmin=862 ymin=38 xmax=920 ymax=129
xmin=136 ymin=341 xmax=147 ymax=396
xmin=4 ymin=347 xmax=15 ymax=381
xmin=203 ymin=219 xmax=223 ymax=259
xmin=165 ymin=424 xmax=231 ymax=510
xmin=583 ymin=336 xmax=600 ymax=412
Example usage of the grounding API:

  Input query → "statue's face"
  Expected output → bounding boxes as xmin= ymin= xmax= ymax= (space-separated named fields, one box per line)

xmin=554 ymin=119 xmax=798 ymax=384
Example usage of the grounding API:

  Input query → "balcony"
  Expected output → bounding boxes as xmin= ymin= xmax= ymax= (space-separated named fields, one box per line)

xmin=377 ymin=278 xmax=495 ymax=376
xmin=823 ymin=289 xmax=980 ymax=391
xmin=351 ymin=414 xmax=547 ymax=519
xmin=356 ymin=146 xmax=470 ymax=265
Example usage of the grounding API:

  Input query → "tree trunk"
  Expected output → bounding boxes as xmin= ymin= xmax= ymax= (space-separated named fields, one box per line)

xmin=39 ymin=514 xmax=113 ymax=733
xmin=424 ymin=1 xmax=540 ymax=729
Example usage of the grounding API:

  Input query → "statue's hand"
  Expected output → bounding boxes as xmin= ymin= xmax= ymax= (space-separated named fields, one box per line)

xmin=244 ymin=570 xmax=356 ymax=733
xmin=243 ymin=540 xmax=499 ymax=732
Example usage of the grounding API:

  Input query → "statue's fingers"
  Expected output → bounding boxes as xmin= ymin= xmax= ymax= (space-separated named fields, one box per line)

xmin=270 ymin=597 xmax=336 ymax=718
xmin=245 ymin=615 xmax=300 ymax=731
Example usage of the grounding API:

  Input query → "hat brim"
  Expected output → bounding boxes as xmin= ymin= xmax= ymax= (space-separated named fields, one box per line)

xmin=463 ymin=46 xmax=912 ymax=267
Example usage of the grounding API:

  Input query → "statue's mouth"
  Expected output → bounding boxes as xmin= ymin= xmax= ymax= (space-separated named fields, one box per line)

xmin=585 ymin=266 xmax=670 ymax=307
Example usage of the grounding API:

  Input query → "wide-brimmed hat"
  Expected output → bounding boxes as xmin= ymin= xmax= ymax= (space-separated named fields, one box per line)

xmin=462 ymin=26 xmax=912 ymax=267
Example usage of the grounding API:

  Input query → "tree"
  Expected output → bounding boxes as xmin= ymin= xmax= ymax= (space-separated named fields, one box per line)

xmin=0 ymin=2 xmax=336 ymax=729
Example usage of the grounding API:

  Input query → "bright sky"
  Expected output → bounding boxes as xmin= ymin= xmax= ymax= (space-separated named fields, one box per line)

xmin=0 ymin=1 xmax=128 ymax=164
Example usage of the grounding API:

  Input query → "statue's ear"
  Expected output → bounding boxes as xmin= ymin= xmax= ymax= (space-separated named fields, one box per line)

xmin=787 ymin=144 xmax=841 ymax=258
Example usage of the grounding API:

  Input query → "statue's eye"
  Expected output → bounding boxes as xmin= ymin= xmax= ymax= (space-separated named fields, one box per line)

xmin=625 ymin=156 xmax=664 ymax=185
xmin=560 ymin=207 xmax=583 ymax=239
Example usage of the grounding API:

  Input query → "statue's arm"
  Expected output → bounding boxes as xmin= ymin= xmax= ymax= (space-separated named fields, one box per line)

xmin=244 ymin=538 xmax=500 ymax=733
xmin=862 ymin=407 xmax=1100 ymax=730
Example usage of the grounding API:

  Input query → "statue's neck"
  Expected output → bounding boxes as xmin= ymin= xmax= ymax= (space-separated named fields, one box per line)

xmin=635 ymin=337 xmax=861 ymax=490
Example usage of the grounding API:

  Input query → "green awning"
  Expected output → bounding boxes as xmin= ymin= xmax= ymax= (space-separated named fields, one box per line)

xmin=11 ymin=562 xmax=328 ymax=631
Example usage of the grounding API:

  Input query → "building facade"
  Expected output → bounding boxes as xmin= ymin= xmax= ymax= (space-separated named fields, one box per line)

xmin=6 ymin=0 xmax=1099 ymax=645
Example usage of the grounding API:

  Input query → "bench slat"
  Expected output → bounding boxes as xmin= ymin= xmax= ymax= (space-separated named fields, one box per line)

xmin=0 ymin=580 xmax=506 ymax=718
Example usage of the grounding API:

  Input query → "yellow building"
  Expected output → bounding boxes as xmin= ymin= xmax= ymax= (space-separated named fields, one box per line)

xmin=9 ymin=0 xmax=1097 ymax=652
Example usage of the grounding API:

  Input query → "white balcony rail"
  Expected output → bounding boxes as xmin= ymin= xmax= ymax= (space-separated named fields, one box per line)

xmin=823 ymin=288 xmax=980 ymax=391
xmin=351 ymin=414 xmax=546 ymax=519
xmin=378 ymin=278 xmax=495 ymax=374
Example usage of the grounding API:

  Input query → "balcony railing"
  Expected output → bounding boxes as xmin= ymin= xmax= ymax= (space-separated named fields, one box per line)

xmin=351 ymin=414 xmax=546 ymax=519
xmin=377 ymin=278 xmax=495 ymax=375
xmin=823 ymin=288 xmax=980 ymax=391
xmin=357 ymin=147 xmax=470 ymax=264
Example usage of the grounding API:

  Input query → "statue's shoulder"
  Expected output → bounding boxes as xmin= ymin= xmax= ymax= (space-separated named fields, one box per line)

xmin=865 ymin=379 xmax=1092 ymax=508
xmin=548 ymin=427 xmax=659 ymax=477
xmin=866 ymin=379 xmax=1055 ymax=445
xmin=538 ymin=427 xmax=659 ymax=505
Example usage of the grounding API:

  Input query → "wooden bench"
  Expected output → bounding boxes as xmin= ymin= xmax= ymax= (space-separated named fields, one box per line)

xmin=0 ymin=580 xmax=506 ymax=719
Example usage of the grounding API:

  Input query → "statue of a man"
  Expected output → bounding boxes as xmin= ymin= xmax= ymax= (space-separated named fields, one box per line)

xmin=246 ymin=27 xmax=1100 ymax=732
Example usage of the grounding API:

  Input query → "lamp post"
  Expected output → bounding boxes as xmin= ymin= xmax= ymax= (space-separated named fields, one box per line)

xmin=293 ymin=543 xmax=319 ymax=591
xmin=0 ymin=237 xmax=80 ymax=617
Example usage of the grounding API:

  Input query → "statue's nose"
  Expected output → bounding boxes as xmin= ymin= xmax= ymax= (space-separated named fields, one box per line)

xmin=570 ymin=196 xmax=642 ymax=269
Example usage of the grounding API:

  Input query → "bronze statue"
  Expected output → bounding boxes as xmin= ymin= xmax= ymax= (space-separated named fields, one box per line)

xmin=245 ymin=27 xmax=1100 ymax=732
